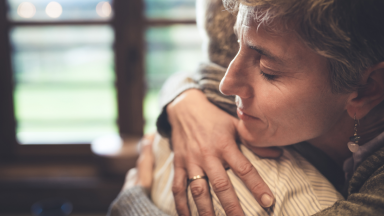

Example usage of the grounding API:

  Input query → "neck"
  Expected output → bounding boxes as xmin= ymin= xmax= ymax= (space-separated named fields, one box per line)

xmin=308 ymin=108 xmax=384 ymax=167
xmin=308 ymin=112 xmax=353 ymax=167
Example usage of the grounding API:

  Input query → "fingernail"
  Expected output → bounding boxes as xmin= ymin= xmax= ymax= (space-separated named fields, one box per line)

xmin=261 ymin=194 xmax=273 ymax=207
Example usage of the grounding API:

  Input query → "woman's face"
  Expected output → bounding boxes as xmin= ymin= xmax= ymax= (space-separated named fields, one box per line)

xmin=220 ymin=10 xmax=352 ymax=147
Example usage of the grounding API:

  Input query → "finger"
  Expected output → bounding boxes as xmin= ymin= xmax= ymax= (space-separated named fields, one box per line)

xmin=205 ymin=157 xmax=245 ymax=216
xmin=136 ymin=142 xmax=154 ymax=190
xmin=187 ymin=165 xmax=215 ymax=216
xmin=223 ymin=144 xmax=275 ymax=208
xmin=173 ymin=166 xmax=190 ymax=216
xmin=142 ymin=133 xmax=156 ymax=144
xmin=137 ymin=133 xmax=156 ymax=153
xmin=122 ymin=168 xmax=138 ymax=191
xmin=136 ymin=141 xmax=154 ymax=169
xmin=127 ymin=168 xmax=138 ymax=183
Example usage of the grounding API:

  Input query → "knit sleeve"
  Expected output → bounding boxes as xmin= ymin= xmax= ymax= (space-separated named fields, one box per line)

xmin=107 ymin=186 xmax=169 ymax=216
xmin=156 ymin=62 xmax=236 ymax=138
xmin=195 ymin=63 xmax=237 ymax=117
xmin=156 ymin=71 xmax=200 ymax=138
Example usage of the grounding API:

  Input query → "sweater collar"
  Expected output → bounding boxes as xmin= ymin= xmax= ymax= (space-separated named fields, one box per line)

xmin=343 ymin=131 xmax=384 ymax=182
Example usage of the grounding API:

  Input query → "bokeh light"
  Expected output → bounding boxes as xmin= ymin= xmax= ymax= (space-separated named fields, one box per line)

xmin=45 ymin=1 xmax=62 ymax=18
xmin=96 ymin=2 xmax=112 ymax=18
xmin=17 ymin=2 xmax=36 ymax=18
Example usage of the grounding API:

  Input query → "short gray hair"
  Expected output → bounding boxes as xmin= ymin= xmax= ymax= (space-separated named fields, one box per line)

xmin=223 ymin=0 xmax=384 ymax=93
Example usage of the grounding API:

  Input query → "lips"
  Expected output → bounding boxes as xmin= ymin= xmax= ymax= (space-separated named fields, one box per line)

xmin=237 ymin=108 xmax=259 ymax=121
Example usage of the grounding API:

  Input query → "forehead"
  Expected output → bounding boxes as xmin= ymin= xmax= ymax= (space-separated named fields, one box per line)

xmin=234 ymin=5 xmax=326 ymax=71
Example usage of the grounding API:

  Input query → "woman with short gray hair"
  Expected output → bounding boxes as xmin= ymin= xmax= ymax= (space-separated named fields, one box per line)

xmin=110 ymin=0 xmax=384 ymax=215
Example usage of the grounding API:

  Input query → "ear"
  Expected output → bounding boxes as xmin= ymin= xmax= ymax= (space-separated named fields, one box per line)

xmin=346 ymin=62 xmax=384 ymax=119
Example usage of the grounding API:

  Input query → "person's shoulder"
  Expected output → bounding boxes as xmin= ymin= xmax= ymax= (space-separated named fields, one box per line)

xmin=314 ymin=146 xmax=384 ymax=216
xmin=238 ymin=145 xmax=343 ymax=214
xmin=349 ymin=145 xmax=384 ymax=195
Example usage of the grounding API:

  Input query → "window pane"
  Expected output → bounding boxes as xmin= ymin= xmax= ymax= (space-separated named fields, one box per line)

xmin=145 ymin=0 xmax=195 ymax=20
xmin=11 ymin=26 xmax=117 ymax=144
xmin=144 ymin=25 xmax=203 ymax=133
xmin=7 ymin=0 xmax=113 ymax=21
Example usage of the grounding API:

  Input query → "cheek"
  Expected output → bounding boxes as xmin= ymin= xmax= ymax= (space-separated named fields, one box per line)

xmin=277 ymin=90 xmax=346 ymax=143
xmin=250 ymin=81 xmax=346 ymax=145
xmin=253 ymin=83 xmax=294 ymax=126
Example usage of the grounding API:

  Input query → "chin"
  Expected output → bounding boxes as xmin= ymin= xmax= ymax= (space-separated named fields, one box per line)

xmin=237 ymin=120 xmax=270 ymax=146
xmin=237 ymin=120 xmax=296 ymax=147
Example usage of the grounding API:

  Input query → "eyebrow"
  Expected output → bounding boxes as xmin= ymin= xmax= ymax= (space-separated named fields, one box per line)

xmin=247 ymin=44 xmax=284 ymax=64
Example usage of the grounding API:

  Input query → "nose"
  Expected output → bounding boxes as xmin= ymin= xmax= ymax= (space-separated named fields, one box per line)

xmin=219 ymin=48 xmax=253 ymax=98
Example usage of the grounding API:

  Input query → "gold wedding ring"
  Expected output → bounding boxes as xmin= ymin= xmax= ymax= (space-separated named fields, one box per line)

xmin=188 ymin=175 xmax=208 ymax=183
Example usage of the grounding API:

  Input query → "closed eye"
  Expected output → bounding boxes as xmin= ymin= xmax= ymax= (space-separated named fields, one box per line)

xmin=260 ymin=70 xmax=278 ymax=81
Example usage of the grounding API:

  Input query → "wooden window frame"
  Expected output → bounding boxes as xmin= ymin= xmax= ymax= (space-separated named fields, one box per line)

xmin=0 ymin=0 xmax=199 ymax=213
xmin=0 ymin=0 xmax=197 ymax=161
xmin=0 ymin=0 xmax=145 ymax=161
xmin=0 ymin=0 xmax=146 ymax=213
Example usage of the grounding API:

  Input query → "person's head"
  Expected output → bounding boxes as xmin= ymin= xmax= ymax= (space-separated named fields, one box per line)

xmin=196 ymin=0 xmax=239 ymax=67
xmin=219 ymin=0 xmax=384 ymax=147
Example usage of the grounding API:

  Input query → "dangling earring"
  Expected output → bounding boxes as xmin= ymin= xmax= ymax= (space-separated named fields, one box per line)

xmin=348 ymin=114 xmax=360 ymax=153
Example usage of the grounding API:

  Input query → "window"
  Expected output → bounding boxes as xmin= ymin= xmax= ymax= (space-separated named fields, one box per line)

xmin=1 ymin=0 xmax=203 ymax=155
xmin=143 ymin=0 xmax=203 ymax=132
xmin=0 ymin=0 xmax=203 ymax=213
xmin=12 ymin=25 xmax=117 ymax=144
xmin=9 ymin=0 xmax=117 ymax=145
xmin=0 ymin=0 xmax=144 ymax=213
xmin=1 ymin=0 xmax=207 ymax=152
xmin=0 ymin=0 xmax=144 ymax=157
xmin=1 ymin=0 xmax=204 ymax=158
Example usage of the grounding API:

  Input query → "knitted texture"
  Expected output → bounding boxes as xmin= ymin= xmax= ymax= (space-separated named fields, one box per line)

xmin=314 ymin=146 xmax=384 ymax=216
xmin=108 ymin=186 xmax=167 ymax=216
